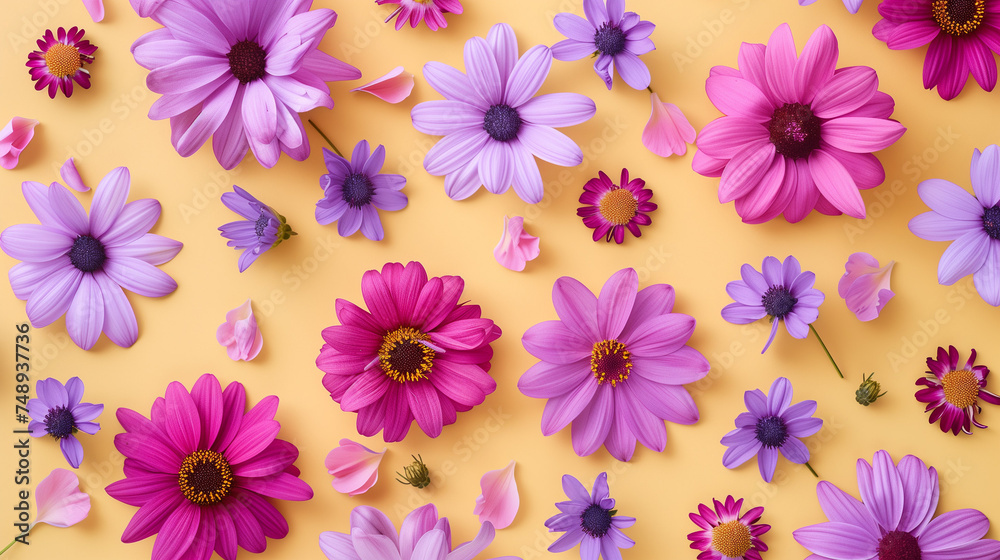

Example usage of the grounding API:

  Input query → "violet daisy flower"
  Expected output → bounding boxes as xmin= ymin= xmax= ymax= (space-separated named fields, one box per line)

xmin=798 ymin=0 xmax=863 ymax=13
xmin=519 ymin=269 xmax=710 ymax=462
xmin=794 ymin=450 xmax=1000 ymax=560
xmin=129 ymin=0 xmax=361 ymax=169
xmin=908 ymin=145 xmax=1000 ymax=306
xmin=721 ymin=377 xmax=822 ymax=483
xmin=411 ymin=23 xmax=596 ymax=204
xmin=0 ymin=168 xmax=181 ymax=350
xmin=693 ymin=24 xmax=905 ymax=223
xmin=26 ymin=27 xmax=96 ymax=99
xmin=27 ymin=377 xmax=103 ymax=469
xmin=874 ymin=0 xmax=1000 ymax=100
xmin=106 ymin=374 xmax=313 ymax=560
xmin=916 ymin=345 xmax=1000 ymax=435
xmin=377 ymin=0 xmax=463 ymax=31
xmin=577 ymin=169 xmax=656 ymax=244
xmin=545 ymin=472 xmax=635 ymax=560
xmin=687 ymin=496 xmax=770 ymax=560
xmin=317 ymin=140 xmax=407 ymax=241
xmin=551 ymin=0 xmax=655 ymax=90
xmin=218 ymin=186 xmax=295 ymax=272
xmin=317 ymin=261 xmax=501 ymax=442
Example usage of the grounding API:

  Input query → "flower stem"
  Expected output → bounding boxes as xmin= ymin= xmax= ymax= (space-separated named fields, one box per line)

xmin=810 ymin=324 xmax=843 ymax=378
xmin=647 ymin=85 xmax=654 ymax=94
xmin=307 ymin=119 xmax=343 ymax=157
xmin=0 ymin=534 xmax=25 ymax=556
xmin=805 ymin=462 xmax=819 ymax=478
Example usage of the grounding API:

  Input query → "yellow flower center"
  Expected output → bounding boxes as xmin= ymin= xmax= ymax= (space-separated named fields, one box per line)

xmin=178 ymin=450 xmax=233 ymax=506
xmin=942 ymin=369 xmax=980 ymax=409
xmin=932 ymin=0 xmax=985 ymax=37
xmin=591 ymin=340 xmax=632 ymax=386
xmin=712 ymin=520 xmax=753 ymax=558
xmin=379 ymin=327 xmax=435 ymax=382
xmin=44 ymin=43 xmax=83 ymax=78
xmin=598 ymin=188 xmax=638 ymax=226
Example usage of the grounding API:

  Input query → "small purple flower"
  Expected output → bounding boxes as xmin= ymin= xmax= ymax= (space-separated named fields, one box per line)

xmin=721 ymin=377 xmax=822 ymax=483
xmin=551 ymin=0 xmax=655 ymax=90
xmin=545 ymin=472 xmax=635 ymax=559
xmin=219 ymin=186 xmax=296 ymax=272
xmin=317 ymin=140 xmax=407 ymax=240
xmin=28 ymin=377 xmax=103 ymax=469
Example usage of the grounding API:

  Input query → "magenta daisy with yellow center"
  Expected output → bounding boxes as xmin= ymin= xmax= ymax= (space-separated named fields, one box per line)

xmin=916 ymin=345 xmax=1000 ymax=435
xmin=26 ymin=27 xmax=97 ymax=99
xmin=688 ymin=496 xmax=770 ymax=560
xmin=577 ymin=169 xmax=656 ymax=244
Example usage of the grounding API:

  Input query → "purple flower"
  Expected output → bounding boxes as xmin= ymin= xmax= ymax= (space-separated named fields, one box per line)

xmin=721 ymin=377 xmax=822 ymax=483
xmin=317 ymin=140 xmax=408 ymax=240
xmin=551 ymin=0 xmax=655 ymax=90
xmin=545 ymin=472 xmax=635 ymax=560
xmin=219 ymin=186 xmax=295 ymax=272
xmin=794 ymin=450 xmax=1000 ymax=560
xmin=27 ymin=377 xmax=103 ymax=469
xmin=0 ymin=168 xmax=182 ymax=350
xmin=908 ymin=145 xmax=1000 ymax=306
xmin=411 ymin=23 xmax=596 ymax=204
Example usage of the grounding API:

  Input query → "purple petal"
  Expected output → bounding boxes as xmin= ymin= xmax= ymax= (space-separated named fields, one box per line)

xmin=793 ymin=521 xmax=879 ymax=559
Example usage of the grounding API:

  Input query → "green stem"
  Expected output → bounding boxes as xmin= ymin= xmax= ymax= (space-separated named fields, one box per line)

xmin=805 ymin=462 xmax=819 ymax=478
xmin=307 ymin=119 xmax=342 ymax=157
xmin=810 ymin=324 xmax=843 ymax=378
xmin=0 ymin=534 xmax=24 ymax=556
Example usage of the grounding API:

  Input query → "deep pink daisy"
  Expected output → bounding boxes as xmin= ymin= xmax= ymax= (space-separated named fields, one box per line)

xmin=916 ymin=345 xmax=1000 ymax=435
xmin=377 ymin=0 xmax=463 ymax=31
xmin=693 ymin=23 xmax=906 ymax=223
xmin=316 ymin=261 xmax=502 ymax=442
xmin=26 ymin=27 xmax=96 ymax=99
xmin=577 ymin=169 xmax=656 ymax=244
xmin=106 ymin=374 xmax=313 ymax=560
xmin=688 ymin=496 xmax=770 ymax=560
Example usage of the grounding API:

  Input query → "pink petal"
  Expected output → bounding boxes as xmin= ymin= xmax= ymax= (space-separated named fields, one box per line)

xmin=473 ymin=461 xmax=518 ymax=529
xmin=32 ymin=469 xmax=90 ymax=528
xmin=0 ymin=117 xmax=39 ymax=170
xmin=642 ymin=93 xmax=696 ymax=157
xmin=351 ymin=66 xmax=414 ymax=104
xmin=59 ymin=158 xmax=90 ymax=192
xmin=839 ymin=253 xmax=895 ymax=321
xmin=216 ymin=299 xmax=263 ymax=361
xmin=493 ymin=215 xmax=539 ymax=272
xmin=82 ymin=0 xmax=104 ymax=22
xmin=325 ymin=439 xmax=386 ymax=496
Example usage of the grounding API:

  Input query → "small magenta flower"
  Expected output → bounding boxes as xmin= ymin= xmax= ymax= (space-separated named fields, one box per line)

xmin=577 ymin=169 xmax=656 ymax=243
xmin=27 ymin=377 xmax=103 ymax=468
xmin=474 ymin=460 xmax=518 ymax=530
xmin=1 ymin=117 xmax=39 ymax=170
xmin=350 ymin=67 xmax=414 ymax=103
xmin=839 ymin=252 xmax=895 ymax=321
xmin=916 ymin=346 xmax=1000 ymax=435
xmin=26 ymin=27 xmax=97 ymax=98
xmin=687 ymin=496 xmax=770 ymax=560
xmin=642 ymin=92 xmax=696 ymax=157
xmin=325 ymin=439 xmax=387 ymax=496
xmin=494 ymin=216 xmax=540 ymax=271
xmin=216 ymin=299 xmax=263 ymax=361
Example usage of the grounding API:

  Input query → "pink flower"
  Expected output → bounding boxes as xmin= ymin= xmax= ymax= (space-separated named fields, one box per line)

xmin=351 ymin=67 xmax=414 ymax=103
xmin=33 ymin=469 xmax=91 ymax=529
xmin=838 ymin=252 xmax=894 ymax=321
xmin=325 ymin=438 xmax=386 ymax=496
xmin=59 ymin=158 xmax=89 ymax=192
xmin=82 ymin=0 xmax=104 ymax=22
xmin=1 ymin=117 xmax=39 ymax=170
xmin=216 ymin=298 xmax=263 ymax=361
xmin=642 ymin=92 xmax=696 ymax=157
xmin=474 ymin=460 xmax=518 ymax=530
xmin=494 ymin=216 xmax=539 ymax=271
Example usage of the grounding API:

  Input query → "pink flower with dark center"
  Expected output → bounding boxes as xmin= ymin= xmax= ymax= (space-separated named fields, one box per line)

xmin=26 ymin=27 xmax=96 ymax=98
xmin=916 ymin=345 xmax=1000 ymax=435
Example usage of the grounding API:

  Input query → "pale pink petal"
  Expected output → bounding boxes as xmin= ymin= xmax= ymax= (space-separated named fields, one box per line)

xmin=82 ymin=0 xmax=104 ymax=22
xmin=216 ymin=299 xmax=263 ymax=361
xmin=473 ymin=461 xmax=518 ymax=530
xmin=324 ymin=439 xmax=386 ymax=496
xmin=0 ymin=117 xmax=39 ymax=170
xmin=32 ymin=469 xmax=91 ymax=528
xmin=839 ymin=253 xmax=895 ymax=321
xmin=642 ymin=93 xmax=696 ymax=157
xmin=59 ymin=158 xmax=90 ymax=192
xmin=493 ymin=216 xmax=539 ymax=272
xmin=351 ymin=67 xmax=415 ymax=103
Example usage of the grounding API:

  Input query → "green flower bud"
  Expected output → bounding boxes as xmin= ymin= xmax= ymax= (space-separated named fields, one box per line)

xmin=856 ymin=372 xmax=886 ymax=406
xmin=396 ymin=454 xmax=431 ymax=488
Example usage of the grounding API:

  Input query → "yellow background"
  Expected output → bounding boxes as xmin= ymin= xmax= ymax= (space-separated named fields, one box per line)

xmin=3 ymin=0 xmax=1000 ymax=558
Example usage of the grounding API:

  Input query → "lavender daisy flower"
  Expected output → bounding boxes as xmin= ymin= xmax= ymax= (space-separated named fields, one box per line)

xmin=908 ymin=145 xmax=1000 ymax=306
xmin=411 ymin=23 xmax=596 ymax=204
xmin=551 ymin=0 xmax=655 ymax=90
xmin=219 ymin=186 xmax=295 ymax=272
xmin=545 ymin=472 xmax=635 ymax=560
xmin=721 ymin=377 xmax=822 ymax=483
xmin=28 ymin=377 xmax=103 ymax=469
xmin=317 ymin=140 xmax=407 ymax=240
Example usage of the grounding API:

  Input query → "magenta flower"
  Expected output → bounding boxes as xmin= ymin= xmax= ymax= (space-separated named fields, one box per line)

xmin=1 ymin=117 xmax=39 ymax=170
xmin=33 ymin=468 xmax=91 ymax=529
xmin=350 ymin=67 xmax=415 ymax=103
xmin=519 ymin=269 xmax=709 ymax=461
xmin=577 ymin=169 xmax=656 ymax=244
xmin=798 ymin=0 xmax=863 ymax=13
xmin=721 ymin=377 xmax=822 ymax=483
xmin=839 ymin=252 xmax=895 ymax=321
xmin=794 ymin=450 xmax=1000 ymax=560
xmin=874 ymin=0 xmax=1000 ymax=100
xmin=687 ymin=496 xmax=770 ymax=560
xmin=130 ymin=0 xmax=361 ymax=169
xmin=26 ymin=27 xmax=96 ymax=98
xmin=219 ymin=186 xmax=296 ymax=272
xmin=908 ymin=145 xmax=1000 ymax=306
xmin=642 ymin=92 xmax=696 ymax=157
xmin=494 ymin=215 xmax=540 ymax=272
xmin=59 ymin=158 xmax=89 ymax=192
xmin=27 ymin=377 xmax=102 ymax=469
xmin=693 ymin=23 xmax=905 ymax=223
xmin=551 ymin=0 xmax=655 ymax=90
xmin=1 ymin=168 xmax=181 ymax=350
xmin=216 ymin=299 xmax=263 ymax=361
xmin=411 ymin=23 xmax=596 ymax=204
xmin=317 ymin=261 xmax=501 ymax=442
xmin=317 ymin=140 xmax=408 ymax=241
xmin=474 ymin=460 xmax=519 ymax=530
xmin=545 ymin=472 xmax=635 ymax=560
xmin=106 ymin=374 xmax=313 ymax=560
xmin=377 ymin=0 xmax=463 ymax=31
xmin=916 ymin=345 xmax=1000 ymax=435
xmin=325 ymin=438 xmax=386 ymax=496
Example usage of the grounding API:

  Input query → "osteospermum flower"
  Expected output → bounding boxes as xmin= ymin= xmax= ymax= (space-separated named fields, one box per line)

xmin=519 ymin=269 xmax=710 ymax=461
xmin=916 ymin=345 xmax=1000 ymax=435
xmin=908 ymin=145 xmax=1000 ymax=306
xmin=545 ymin=472 xmax=635 ymax=560
xmin=27 ymin=377 xmax=103 ymax=469
xmin=0 ymin=168 xmax=182 ymax=350
xmin=874 ymin=0 xmax=1000 ymax=100
xmin=411 ymin=23 xmax=596 ymax=204
xmin=551 ymin=0 xmax=656 ymax=89
xmin=106 ymin=374 xmax=313 ymax=560
xmin=377 ymin=0 xmax=463 ymax=31
xmin=794 ymin=450 xmax=1000 ymax=560
xmin=687 ymin=496 xmax=770 ymax=560
xmin=26 ymin=27 xmax=96 ymax=98
xmin=129 ymin=0 xmax=361 ymax=169
xmin=577 ymin=169 xmax=656 ymax=243
xmin=219 ymin=186 xmax=295 ymax=272
xmin=316 ymin=261 xmax=501 ymax=442
xmin=693 ymin=24 xmax=905 ymax=223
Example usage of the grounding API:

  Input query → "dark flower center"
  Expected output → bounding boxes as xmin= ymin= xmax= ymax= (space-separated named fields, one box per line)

xmin=932 ymin=0 xmax=985 ymax=37
xmin=593 ymin=23 xmax=627 ymax=56
xmin=483 ymin=104 xmax=522 ymax=142
xmin=761 ymin=285 xmax=798 ymax=319
xmin=342 ymin=173 xmax=375 ymax=209
xmin=754 ymin=415 xmax=788 ymax=448
xmin=379 ymin=327 xmax=435 ymax=382
xmin=768 ymin=103 xmax=821 ymax=160
xmin=227 ymin=39 xmax=267 ymax=84
xmin=43 ymin=406 xmax=77 ymax=439
xmin=254 ymin=212 xmax=270 ymax=238
xmin=983 ymin=204 xmax=1000 ymax=239
xmin=69 ymin=235 xmax=106 ymax=272
xmin=580 ymin=503 xmax=613 ymax=538
xmin=877 ymin=530 xmax=922 ymax=560
xmin=591 ymin=339 xmax=632 ymax=386
xmin=178 ymin=449 xmax=233 ymax=506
